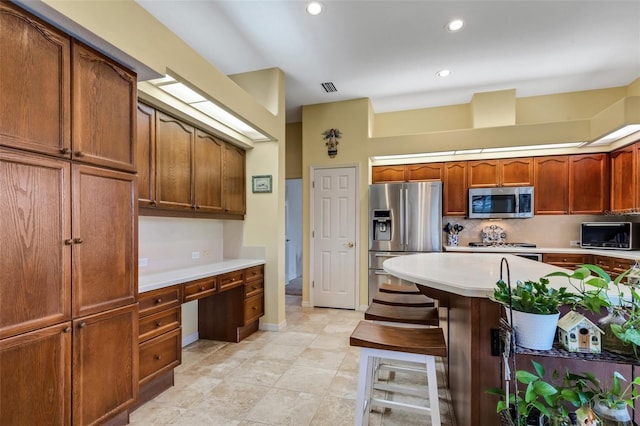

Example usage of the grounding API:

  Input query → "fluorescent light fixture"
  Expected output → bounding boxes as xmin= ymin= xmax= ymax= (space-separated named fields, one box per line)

xmin=454 ymin=149 xmax=482 ymax=155
xmin=306 ymin=1 xmax=323 ymax=15
xmin=372 ymin=151 xmax=455 ymax=161
xmin=482 ymin=142 xmax=584 ymax=153
xmin=446 ymin=19 xmax=464 ymax=32
xmin=590 ymin=124 xmax=640 ymax=146
xmin=149 ymin=74 xmax=271 ymax=142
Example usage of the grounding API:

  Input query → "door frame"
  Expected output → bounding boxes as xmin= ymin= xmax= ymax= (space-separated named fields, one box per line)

xmin=308 ymin=164 xmax=360 ymax=309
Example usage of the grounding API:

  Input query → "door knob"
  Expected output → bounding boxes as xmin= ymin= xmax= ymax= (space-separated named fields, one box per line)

xmin=345 ymin=242 xmax=354 ymax=248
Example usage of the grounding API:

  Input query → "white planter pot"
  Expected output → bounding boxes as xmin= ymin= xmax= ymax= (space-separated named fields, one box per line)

xmin=509 ymin=309 xmax=559 ymax=350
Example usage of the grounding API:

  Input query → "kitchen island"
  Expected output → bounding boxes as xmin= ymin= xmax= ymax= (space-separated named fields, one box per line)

xmin=383 ymin=253 xmax=572 ymax=426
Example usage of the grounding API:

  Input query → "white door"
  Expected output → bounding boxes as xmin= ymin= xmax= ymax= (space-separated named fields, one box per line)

xmin=312 ymin=166 xmax=357 ymax=309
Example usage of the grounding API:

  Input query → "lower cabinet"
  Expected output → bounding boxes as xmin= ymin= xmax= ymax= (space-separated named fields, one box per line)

xmin=593 ymin=255 xmax=636 ymax=280
xmin=542 ymin=253 xmax=593 ymax=269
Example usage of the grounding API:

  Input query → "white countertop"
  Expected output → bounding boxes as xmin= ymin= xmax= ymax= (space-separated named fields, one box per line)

xmin=444 ymin=245 xmax=640 ymax=261
xmin=139 ymin=259 xmax=265 ymax=293
xmin=383 ymin=253 xmax=572 ymax=298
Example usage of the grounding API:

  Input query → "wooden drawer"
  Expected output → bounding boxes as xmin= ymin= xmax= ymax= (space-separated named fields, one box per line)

xmin=183 ymin=277 xmax=217 ymax=303
xmin=244 ymin=293 xmax=264 ymax=325
xmin=139 ymin=328 xmax=181 ymax=385
xmin=245 ymin=265 xmax=264 ymax=282
xmin=219 ymin=270 xmax=244 ymax=292
xmin=611 ymin=257 xmax=635 ymax=277
xmin=244 ymin=279 xmax=264 ymax=299
xmin=138 ymin=307 xmax=181 ymax=343
xmin=542 ymin=253 xmax=592 ymax=268
xmin=139 ymin=285 xmax=182 ymax=318
xmin=593 ymin=255 xmax=612 ymax=272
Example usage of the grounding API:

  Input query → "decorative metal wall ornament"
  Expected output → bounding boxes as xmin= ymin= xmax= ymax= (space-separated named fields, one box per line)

xmin=323 ymin=128 xmax=341 ymax=158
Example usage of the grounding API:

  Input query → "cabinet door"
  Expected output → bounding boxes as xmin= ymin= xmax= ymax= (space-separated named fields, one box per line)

xmin=72 ymin=165 xmax=137 ymax=317
xmin=372 ymin=165 xmax=406 ymax=183
xmin=194 ymin=130 xmax=223 ymax=213
xmin=542 ymin=253 xmax=592 ymax=269
xmin=610 ymin=145 xmax=636 ymax=213
xmin=155 ymin=112 xmax=194 ymax=210
xmin=223 ymin=143 xmax=246 ymax=215
xmin=0 ymin=322 xmax=72 ymax=425
xmin=0 ymin=2 xmax=71 ymax=157
xmin=1 ymin=149 xmax=71 ymax=339
xmin=443 ymin=161 xmax=467 ymax=216
xmin=72 ymin=42 xmax=136 ymax=172
xmin=569 ymin=153 xmax=609 ymax=214
xmin=501 ymin=157 xmax=533 ymax=186
xmin=467 ymin=160 xmax=499 ymax=187
xmin=407 ymin=163 xmax=443 ymax=181
xmin=534 ymin=156 xmax=568 ymax=214
xmin=72 ymin=304 xmax=138 ymax=426
xmin=137 ymin=102 xmax=156 ymax=207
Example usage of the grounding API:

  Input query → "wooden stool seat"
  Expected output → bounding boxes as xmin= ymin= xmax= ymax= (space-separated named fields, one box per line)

xmin=379 ymin=283 xmax=421 ymax=294
xmin=372 ymin=291 xmax=435 ymax=307
xmin=350 ymin=321 xmax=446 ymax=426
xmin=365 ymin=302 xmax=439 ymax=327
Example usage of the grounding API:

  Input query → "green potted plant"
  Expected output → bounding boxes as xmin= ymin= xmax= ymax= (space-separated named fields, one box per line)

xmin=545 ymin=264 xmax=640 ymax=357
xmin=493 ymin=278 xmax=577 ymax=350
xmin=582 ymin=370 xmax=640 ymax=425
xmin=486 ymin=360 xmax=588 ymax=426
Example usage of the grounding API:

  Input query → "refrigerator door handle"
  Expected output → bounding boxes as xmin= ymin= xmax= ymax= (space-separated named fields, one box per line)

xmin=374 ymin=253 xmax=402 ymax=258
xmin=399 ymin=188 xmax=405 ymax=246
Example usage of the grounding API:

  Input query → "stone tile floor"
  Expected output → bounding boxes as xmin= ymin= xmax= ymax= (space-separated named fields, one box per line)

xmin=129 ymin=295 xmax=456 ymax=425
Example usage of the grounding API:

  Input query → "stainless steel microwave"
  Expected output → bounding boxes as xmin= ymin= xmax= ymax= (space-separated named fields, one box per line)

xmin=468 ymin=186 xmax=534 ymax=219
xmin=580 ymin=222 xmax=640 ymax=250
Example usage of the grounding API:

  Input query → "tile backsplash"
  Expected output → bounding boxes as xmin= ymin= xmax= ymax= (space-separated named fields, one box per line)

xmin=442 ymin=214 xmax=636 ymax=248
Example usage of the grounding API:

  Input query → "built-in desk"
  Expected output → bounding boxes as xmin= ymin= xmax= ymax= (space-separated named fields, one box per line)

xmin=132 ymin=259 xmax=265 ymax=412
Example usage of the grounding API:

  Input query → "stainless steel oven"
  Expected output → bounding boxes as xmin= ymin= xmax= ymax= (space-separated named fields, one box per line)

xmin=513 ymin=253 xmax=542 ymax=262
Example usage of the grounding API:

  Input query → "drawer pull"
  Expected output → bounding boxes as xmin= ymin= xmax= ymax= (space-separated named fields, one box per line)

xmin=155 ymin=321 xmax=162 ymax=327
xmin=64 ymin=239 xmax=74 ymax=245
xmin=562 ymin=258 xmax=567 ymax=262
xmin=75 ymin=151 xmax=84 ymax=157
xmin=155 ymin=298 xmax=162 ymax=304
xmin=73 ymin=237 xmax=83 ymax=244
xmin=252 ymin=306 xmax=257 ymax=311
xmin=200 ymin=286 xmax=205 ymax=291
xmin=150 ymin=200 xmax=157 ymax=207
xmin=60 ymin=147 xmax=70 ymax=154
xmin=63 ymin=326 xmax=72 ymax=333
xmin=154 ymin=355 xmax=161 ymax=360
xmin=252 ymin=285 xmax=258 ymax=290
xmin=78 ymin=322 xmax=86 ymax=329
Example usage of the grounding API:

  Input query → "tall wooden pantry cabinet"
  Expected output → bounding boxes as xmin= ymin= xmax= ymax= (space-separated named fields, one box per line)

xmin=0 ymin=2 xmax=138 ymax=424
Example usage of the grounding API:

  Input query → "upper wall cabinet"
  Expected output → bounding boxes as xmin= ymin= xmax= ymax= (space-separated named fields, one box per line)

xmin=568 ymin=153 xmax=609 ymax=214
xmin=0 ymin=2 xmax=70 ymax=157
xmin=467 ymin=157 xmax=533 ymax=188
xmin=534 ymin=156 xmax=569 ymax=214
xmin=0 ymin=3 xmax=136 ymax=173
xmin=371 ymin=165 xmax=407 ymax=183
xmin=610 ymin=142 xmax=638 ymax=214
xmin=443 ymin=161 xmax=468 ymax=216
xmin=372 ymin=163 xmax=443 ymax=183
xmin=72 ymin=41 xmax=137 ymax=172
xmin=138 ymin=104 xmax=246 ymax=218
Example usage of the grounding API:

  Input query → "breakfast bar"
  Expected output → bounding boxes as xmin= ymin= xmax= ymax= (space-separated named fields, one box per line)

xmin=383 ymin=253 xmax=573 ymax=426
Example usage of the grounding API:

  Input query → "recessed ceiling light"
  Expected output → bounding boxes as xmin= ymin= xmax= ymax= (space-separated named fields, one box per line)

xmin=306 ymin=2 xmax=323 ymax=15
xmin=436 ymin=69 xmax=451 ymax=78
xmin=446 ymin=19 xmax=464 ymax=32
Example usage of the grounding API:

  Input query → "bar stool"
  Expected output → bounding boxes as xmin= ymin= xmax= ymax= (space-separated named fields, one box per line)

xmin=372 ymin=291 xmax=435 ymax=307
xmin=378 ymin=283 xmax=421 ymax=294
xmin=364 ymin=302 xmax=439 ymax=327
xmin=350 ymin=320 xmax=447 ymax=426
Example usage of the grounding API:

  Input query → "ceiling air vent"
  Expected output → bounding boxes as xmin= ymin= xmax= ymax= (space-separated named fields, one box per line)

xmin=321 ymin=82 xmax=337 ymax=93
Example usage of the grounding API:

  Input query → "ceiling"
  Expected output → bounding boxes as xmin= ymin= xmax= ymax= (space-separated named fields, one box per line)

xmin=137 ymin=1 xmax=640 ymax=124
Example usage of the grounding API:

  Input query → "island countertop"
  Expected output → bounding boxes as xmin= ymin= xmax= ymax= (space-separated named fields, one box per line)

xmin=383 ymin=252 xmax=569 ymax=298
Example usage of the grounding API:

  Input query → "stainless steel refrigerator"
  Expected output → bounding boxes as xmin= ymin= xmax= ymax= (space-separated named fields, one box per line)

xmin=368 ymin=181 xmax=442 ymax=302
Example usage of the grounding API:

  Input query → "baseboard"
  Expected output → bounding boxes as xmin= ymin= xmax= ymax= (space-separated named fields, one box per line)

xmin=182 ymin=332 xmax=198 ymax=347
xmin=301 ymin=300 xmax=312 ymax=307
xmin=357 ymin=304 xmax=368 ymax=312
xmin=259 ymin=320 xmax=287 ymax=331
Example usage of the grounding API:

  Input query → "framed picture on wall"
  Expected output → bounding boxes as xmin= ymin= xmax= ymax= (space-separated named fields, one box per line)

xmin=252 ymin=175 xmax=272 ymax=193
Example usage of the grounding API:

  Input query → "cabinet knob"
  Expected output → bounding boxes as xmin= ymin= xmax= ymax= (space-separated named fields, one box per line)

xmin=563 ymin=258 xmax=567 ymax=262
xmin=252 ymin=285 xmax=257 ymax=290
xmin=199 ymin=286 xmax=205 ymax=291
xmin=252 ymin=306 xmax=257 ymax=311
xmin=154 ymin=355 xmax=161 ymax=360
xmin=150 ymin=200 xmax=157 ymax=207
xmin=63 ymin=326 xmax=72 ymax=333
xmin=78 ymin=322 xmax=86 ymax=329
xmin=75 ymin=151 xmax=84 ymax=157
xmin=64 ymin=239 xmax=74 ymax=245
xmin=155 ymin=298 xmax=162 ymax=304
xmin=60 ymin=147 xmax=71 ymax=154
xmin=73 ymin=238 xmax=83 ymax=244
xmin=155 ymin=321 xmax=162 ymax=327
xmin=191 ymin=204 xmax=197 ymax=209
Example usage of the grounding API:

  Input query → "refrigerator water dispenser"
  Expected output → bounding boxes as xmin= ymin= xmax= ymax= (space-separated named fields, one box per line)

xmin=372 ymin=209 xmax=391 ymax=241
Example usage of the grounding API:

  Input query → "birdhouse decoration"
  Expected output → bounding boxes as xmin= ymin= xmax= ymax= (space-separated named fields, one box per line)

xmin=323 ymin=128 xmax=341 ymax=158
xmin=557 ymin=311 xmax=603 ymax=354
